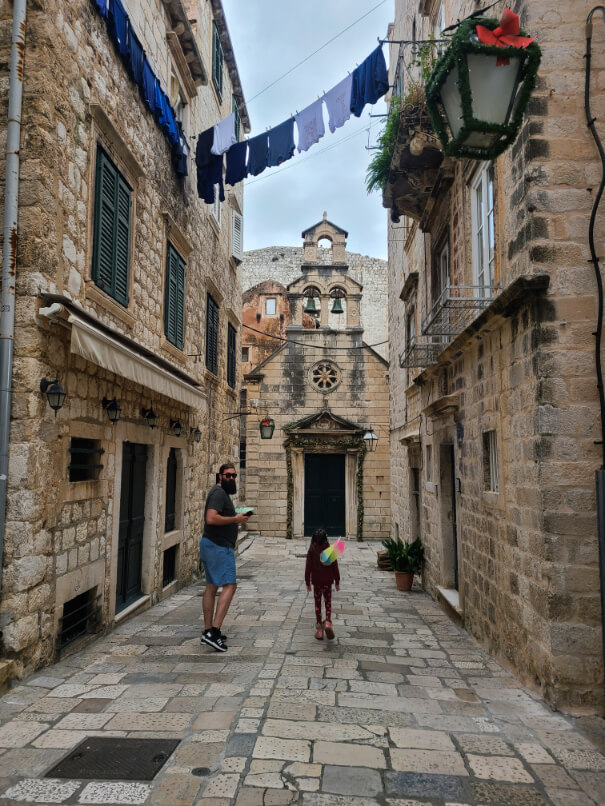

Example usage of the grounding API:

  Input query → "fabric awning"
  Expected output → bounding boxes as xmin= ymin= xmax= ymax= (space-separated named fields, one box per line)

xmin=68 ymin=313 xmax=206 ymax=410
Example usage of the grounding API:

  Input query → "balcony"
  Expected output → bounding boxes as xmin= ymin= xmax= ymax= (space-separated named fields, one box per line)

xmin=399 ymin=337 xmax=442 ymax=369
xmin=422 ymin=285 xmax=499 ymax=339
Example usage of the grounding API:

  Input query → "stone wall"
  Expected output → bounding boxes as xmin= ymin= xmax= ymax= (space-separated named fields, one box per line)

xmin=241 ymin=246 xmax=389 ymax=360
xmin=387 ymin=0 xmax=605 ymax=710
xmin=0 ymin=0 xmax=246 ymax=679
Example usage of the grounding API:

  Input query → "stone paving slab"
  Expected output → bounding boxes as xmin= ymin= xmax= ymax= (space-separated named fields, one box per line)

xmin=0 ymin=537 xmax=603 ymax=804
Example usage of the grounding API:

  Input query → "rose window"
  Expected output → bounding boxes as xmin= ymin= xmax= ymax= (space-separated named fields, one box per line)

xmin=311 ymin=361 xmax=340 ymax=391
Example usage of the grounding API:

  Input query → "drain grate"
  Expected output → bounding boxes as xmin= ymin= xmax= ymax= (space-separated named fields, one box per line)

xmin=46 ymin=737 xmax=180 ymax=781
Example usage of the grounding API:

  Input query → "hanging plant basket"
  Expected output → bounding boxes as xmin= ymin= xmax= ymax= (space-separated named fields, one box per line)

xmin=259 ymin=416 xmax=275 ymax=439
xmin=425 ymin=13 xmax=541 ymax=161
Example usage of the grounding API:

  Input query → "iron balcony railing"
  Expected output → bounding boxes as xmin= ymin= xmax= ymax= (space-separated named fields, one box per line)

xmin=399 ymin=337 xmax=442 ymax=369
xmin=421 ymin=284 xmax=499 ymax=338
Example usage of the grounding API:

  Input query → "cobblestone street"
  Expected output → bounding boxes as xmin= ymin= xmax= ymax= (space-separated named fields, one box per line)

xmin=0 ymin=537 xmax=603 ymax=806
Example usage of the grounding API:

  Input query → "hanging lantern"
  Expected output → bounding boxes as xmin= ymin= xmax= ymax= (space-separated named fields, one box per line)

xmin=425 ymin=11 xmax=541 ymax=161
xmin=102 ymin=397 xmax=122 ymax=424
xmin=363 ymin=428 xmax=379 ymax=452
xmin=259 ymin=416 xmax=275 ymax=439
xmin=40 ymin=377 xmax=66 ymax=415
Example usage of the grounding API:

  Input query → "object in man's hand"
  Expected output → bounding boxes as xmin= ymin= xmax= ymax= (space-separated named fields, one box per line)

xmin=236 ymin=507 xmax=254 ymax=516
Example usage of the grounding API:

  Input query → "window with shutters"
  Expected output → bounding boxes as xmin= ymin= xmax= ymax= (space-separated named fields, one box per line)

xmin=164 ymin=243 xmax=186 ymax=350
xmin=231 ymin=210 xmax=243 ymax=261
xmin=227 ymin=323 xmax=237 ymax=388
xmin=232 ymin=95 xmax=241 ymax=141
xmin=165 ymin=448 xmax=178 ymax=532
xmin=212 ymin=22 xmax=223 ymax=103
xmin=91 ymin=146 xmax=132 ymax=306
xmin=206 ymin=293 xmax=219 ymax=375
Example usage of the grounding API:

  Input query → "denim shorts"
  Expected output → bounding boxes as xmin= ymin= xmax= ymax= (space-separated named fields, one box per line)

xmin=200 ymin=536 xmax=236 ymax=586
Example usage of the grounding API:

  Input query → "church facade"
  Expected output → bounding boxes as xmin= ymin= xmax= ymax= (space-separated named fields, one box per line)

xmin=242 ymin=218 xmax=390 ymax=541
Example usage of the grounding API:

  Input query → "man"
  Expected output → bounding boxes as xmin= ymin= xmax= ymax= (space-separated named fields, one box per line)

xmin=200 ymin=463 xmax=249 ymax=652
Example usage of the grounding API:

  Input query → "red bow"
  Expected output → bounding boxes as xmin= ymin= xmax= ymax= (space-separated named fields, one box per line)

xmin=476 ymin=9 xmax=535 ymax=66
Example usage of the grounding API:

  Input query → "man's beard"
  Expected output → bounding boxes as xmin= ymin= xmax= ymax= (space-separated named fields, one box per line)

xmin=221 ymin=479 xmax=237 ymax=495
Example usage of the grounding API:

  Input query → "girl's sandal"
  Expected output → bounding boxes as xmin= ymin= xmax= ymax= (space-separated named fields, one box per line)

xmin=314 ymin=624 xmax=324 ymax=640
xmin=324 ymin=620 xmax=335 ymax=640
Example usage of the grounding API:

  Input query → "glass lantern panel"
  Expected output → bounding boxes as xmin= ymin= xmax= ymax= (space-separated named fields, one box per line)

xmin=440 ymin=65 xmax=464 ymax=137
xmin=463 ymin=130 xmax=500 ymax=148
xmin=467 ymin=53 xmax=522 ymax=126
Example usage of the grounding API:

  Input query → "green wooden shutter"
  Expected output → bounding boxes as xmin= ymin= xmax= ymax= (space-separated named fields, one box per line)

xmin=175 ymin=252 xmax=186 ymax=351
xmin=232 ymin=95 xmax=241 ymax=141
xmin=227 ymin=323 xmax=236 ymax=388
xmin=206 ymin=293 xmax=218 ymax=374
xmin=164 ymin=244 xmax=186 ymax=350
xmin=114 ymin=174 xmax=131 ymax=306
xmin=212 ymin=22 xmax=223 ymax=102
xmin=92 ymin=146 xmax=131 ymax=306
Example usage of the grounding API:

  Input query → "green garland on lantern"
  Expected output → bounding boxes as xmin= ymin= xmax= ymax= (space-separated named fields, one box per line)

xmin=425 ymin=17 xmax=541 ymax=161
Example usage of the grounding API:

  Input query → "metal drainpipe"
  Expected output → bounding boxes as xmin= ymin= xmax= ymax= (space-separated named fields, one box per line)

xmin=0 ymin=0 xmax=27 ymax=597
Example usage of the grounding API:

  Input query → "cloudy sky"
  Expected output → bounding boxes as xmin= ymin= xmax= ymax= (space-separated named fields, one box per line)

xmin=221 ymin=0 xmax=394 ymax=259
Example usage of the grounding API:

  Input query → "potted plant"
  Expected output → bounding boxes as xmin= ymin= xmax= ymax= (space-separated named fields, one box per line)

xmin=381 ymin=536 xmax=424 ymax=591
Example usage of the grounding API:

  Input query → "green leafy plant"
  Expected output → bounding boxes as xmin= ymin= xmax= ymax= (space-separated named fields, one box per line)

xmin=381 ymin=536 xmax=425 ymax=573
xmin=366 ymin=96 xmax=401 ymax=193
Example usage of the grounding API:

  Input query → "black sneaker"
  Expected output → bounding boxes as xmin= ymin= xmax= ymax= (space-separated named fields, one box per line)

xmin=201 ymin=629 xmax=227 ymax=652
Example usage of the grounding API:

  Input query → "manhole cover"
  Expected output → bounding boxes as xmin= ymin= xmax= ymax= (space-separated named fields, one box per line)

xmin=46 ymin=737 xmax=180 ymax=781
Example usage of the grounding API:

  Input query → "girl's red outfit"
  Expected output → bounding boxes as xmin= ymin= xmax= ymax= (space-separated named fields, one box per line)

xmin=305 ymin=543 xmax=340 ymax=624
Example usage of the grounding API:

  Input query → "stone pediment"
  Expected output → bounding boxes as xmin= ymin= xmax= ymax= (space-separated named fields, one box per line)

xmin=284 ymin=409 xmax=363 ymax=434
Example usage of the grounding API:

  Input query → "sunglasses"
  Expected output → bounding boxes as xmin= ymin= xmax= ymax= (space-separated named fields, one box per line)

xmin=222 ymin=472 xmax=237 ymax=479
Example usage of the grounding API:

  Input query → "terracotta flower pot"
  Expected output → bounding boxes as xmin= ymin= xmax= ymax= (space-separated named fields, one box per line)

xmin=394 ymin=571 xmax=414 ymax=591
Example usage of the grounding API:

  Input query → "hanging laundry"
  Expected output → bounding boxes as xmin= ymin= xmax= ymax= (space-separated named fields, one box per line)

xmin=211 ymin=113 xmax=237 ymax=156
xmin=95 ymin=0 xmax=108 ymax=18
xmin=172 ymin=121 xmax=189 ymax=177
xmin=155 ymin=84 xmax=179 ymax=143
xmin=108 ymin=0 xmax=129 ymax=58
xmin=295 ymin=100 xmax=325 ymax=153
xmin=142 ymin=56 xmax=158 ymax=116
xmin=128 ymin=28 xmax=144 ymax=86
xmin=226 ymin=140 xmax=248 ymax=186
xmin=323 ymin=74 xmax=353 ymax=133
xmin=267 ymin=118 xmax=295 ymax=167
xmin=350 ymin=45 xmax=389 ymax=117
xmin=247 ymin=133 xmax=269 ymax=177
xmin=196 ymin=128 xmax=225 ymax=204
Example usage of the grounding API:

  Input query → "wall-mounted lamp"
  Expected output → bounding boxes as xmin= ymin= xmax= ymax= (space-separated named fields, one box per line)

xmin=102 ymin=397 xmax=122 ymax=424
xmin=260 ymin=416 xmax=275 ymax=439
xmin=170 ymin=419 xmax=183 ymax=437
xmin=190 ymin=426 xmax=202 ymax=443
xmin=142 ymin=407 xmax=158 ymax=429
xmin=40 ymin=377 xmax=66 ymax=415
xmin=363 ymin=427 xmax=379 ymax=452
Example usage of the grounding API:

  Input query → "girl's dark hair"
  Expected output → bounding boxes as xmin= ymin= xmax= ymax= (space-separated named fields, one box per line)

xmin=311 ymin=528 xmax=329 ymax=547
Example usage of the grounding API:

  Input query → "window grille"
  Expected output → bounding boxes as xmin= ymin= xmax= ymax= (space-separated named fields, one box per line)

xmin=58 ymin=589 xmax=101 ymax=650
xmin=163 ymin=545 xmax=177 ymax=587
xmin=483 ymin=430 xmax=499 ymax=492
xmin=68 ymin=438 xmax=104 ymax=483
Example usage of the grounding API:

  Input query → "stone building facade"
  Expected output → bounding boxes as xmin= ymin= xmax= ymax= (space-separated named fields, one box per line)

xmin=242 ymin=218 xmax=390 ymax=542
xmin=387 ymin=0 xmax=605 ymax=710
xmin=0 ymin=0 xmax=249 ymax=682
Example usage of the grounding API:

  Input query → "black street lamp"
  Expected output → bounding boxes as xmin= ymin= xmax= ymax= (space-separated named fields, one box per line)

xmin=102 ymin=397 xmax=122 ymax=424
xmin=40 ymin=377 xmax=66 ymax=415
xmin=142 ymin=407 xmax=158 ymax=429
xmin=170 ymin=419 xmax=183 ymax=437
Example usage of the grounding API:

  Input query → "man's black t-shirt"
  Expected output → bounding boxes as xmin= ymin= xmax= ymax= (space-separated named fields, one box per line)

xmin=204 ymin=484 xmax=237 ymax=548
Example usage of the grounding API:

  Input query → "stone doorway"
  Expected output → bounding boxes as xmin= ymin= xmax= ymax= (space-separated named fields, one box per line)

xmin=439 ymin=443 xmax=459 ymax=590
xmin=116 ymin=442 xmax=147 ymax=612
xmin=304 ymin=453 xmax=346 ymax=536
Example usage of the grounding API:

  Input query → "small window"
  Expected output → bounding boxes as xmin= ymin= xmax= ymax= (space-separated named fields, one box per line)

xmin=227 ymin=323 xmax=237 ymax=389
xmin=265 ymin=298 xmax=276 ymax=315
xmin=92 ymin=145 xmax=132 ymax=306
xmin=170 ymin=73 xmax=185 ymax=123
xmin=163 ymin=545 xmax=177 ymax=587
xmin=165 ymin=448 xmax=177 ymax=532
xmin=232 ymin=95 xmax=241 ymax=141
xmin=406 ymin=306 xmax=416 ymax=351
xmin=240 ymin=439 xmax=247 ymax=469
xmin=58 ymin=588 xmax=101 ymax=649
xmin=164 ymin=243 xmax=186 ymax=350
xmin=426 ymin=444 xmax=433 ymax=482
xmin=212 ymin=21 xmax=224 ymax=102
xmin=483 ymin=430 xmax=499 ymax=492
xmin=206 ymin=293 xmax=219 ymax=374
xmin=472 ymin=163 xmax=496 ymax=297
xmin=242 ymin=346 xmax=249 ymax=363
xmin=69 ymin=438 xmax=104 ymax=483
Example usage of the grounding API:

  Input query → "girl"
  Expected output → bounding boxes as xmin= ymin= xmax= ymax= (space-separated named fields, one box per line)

xmin=305 ymin=528 xmax=340 ymax=640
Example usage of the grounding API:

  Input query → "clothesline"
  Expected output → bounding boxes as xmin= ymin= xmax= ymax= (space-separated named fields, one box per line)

xmin=195 ymin=44 xmax=389 ymax=205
